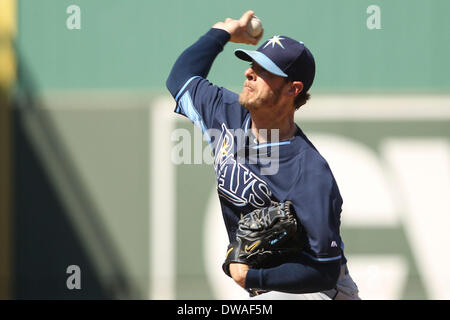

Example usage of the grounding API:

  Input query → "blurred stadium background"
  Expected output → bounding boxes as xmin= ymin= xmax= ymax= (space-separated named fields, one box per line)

xmin=1 ymin=0 xmax=449 ymax=299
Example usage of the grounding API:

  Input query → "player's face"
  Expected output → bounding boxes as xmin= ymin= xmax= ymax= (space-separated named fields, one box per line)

xmin=239 ymin=61 xmax=289 ymax=112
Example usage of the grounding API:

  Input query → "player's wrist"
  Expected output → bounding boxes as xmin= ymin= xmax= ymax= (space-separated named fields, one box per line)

xmin=212 ymin=20 xmax=239 ymax=38
xmin=211 ymin=23 xmax=230 ymax=34
xmin=229 ymin=263 xmax=250 ymax=288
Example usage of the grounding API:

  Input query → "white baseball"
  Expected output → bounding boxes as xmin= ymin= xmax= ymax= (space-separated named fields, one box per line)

xmin=247 ymin=16 xmax=263 ymax=37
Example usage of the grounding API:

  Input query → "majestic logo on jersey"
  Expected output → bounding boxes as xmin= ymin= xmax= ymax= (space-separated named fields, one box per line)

xmin=263 ymin=35 xmax=285 ymax=49
xmin=213 ymin=124 xmax=272 ymax=208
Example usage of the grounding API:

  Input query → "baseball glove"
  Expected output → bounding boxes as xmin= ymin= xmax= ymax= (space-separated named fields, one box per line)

xmin=222 ymin=201 xmax=301 ymax=278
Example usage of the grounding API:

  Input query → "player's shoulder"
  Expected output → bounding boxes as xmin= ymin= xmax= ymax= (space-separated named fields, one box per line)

xmin=296 ymin=133 xmax=335 ymax=181
xmin=215 ymin=85 xmax=248 ymax=123
xmin=219 ymin=85 xmax=240 ymax=105
xmin=189 ymin=78 xmax=247 ymax=128
xmin=189 ymin=76 xmax=239 ymax=103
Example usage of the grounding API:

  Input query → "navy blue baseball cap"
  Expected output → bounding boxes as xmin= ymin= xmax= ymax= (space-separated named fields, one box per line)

xmin=235 ymin=35 xmax=316 ymax=94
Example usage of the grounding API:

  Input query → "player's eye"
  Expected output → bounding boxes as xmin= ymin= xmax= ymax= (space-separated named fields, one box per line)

xmin=250 ymin=63 xmax=261 ymax=72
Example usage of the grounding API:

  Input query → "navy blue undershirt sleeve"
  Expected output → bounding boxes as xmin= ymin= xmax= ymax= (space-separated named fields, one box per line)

xmin=245 ymin=255 xmax=340 ymax=294
xmin=166 ymin=28 xmax=231 ymax=98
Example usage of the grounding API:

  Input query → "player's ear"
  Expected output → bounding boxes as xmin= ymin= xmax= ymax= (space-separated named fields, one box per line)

xmin=287 ymin=81 xmax=303 ymax=98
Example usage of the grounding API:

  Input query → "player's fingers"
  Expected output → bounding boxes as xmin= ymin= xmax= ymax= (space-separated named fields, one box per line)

xmin=240 ymin=10 xmax=255 ymax=26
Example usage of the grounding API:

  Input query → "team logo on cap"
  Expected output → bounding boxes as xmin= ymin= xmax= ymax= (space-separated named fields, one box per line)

xmin=263 ymin=35 xmax=285 ymax=49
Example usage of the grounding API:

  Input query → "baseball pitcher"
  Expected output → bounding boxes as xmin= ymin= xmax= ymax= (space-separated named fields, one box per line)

xmin=166 ymin=10 xmax=360 ymax=300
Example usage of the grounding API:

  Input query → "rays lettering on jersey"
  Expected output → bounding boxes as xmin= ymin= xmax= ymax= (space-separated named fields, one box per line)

xmin=213 ymin=124 xmax=272 ymax=208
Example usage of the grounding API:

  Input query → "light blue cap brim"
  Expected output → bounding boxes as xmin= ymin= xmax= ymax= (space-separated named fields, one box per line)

xmin=234 ymin=49 xmax=288 ymax=78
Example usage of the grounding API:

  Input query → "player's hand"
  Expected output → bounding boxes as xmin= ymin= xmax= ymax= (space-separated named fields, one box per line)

xmin=229 ymin=263 xmax=249 ymax=288
xmin=212 ymin=10 xmax=263 ymax=45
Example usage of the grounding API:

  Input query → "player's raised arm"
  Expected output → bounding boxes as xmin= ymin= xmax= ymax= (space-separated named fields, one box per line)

xmin=165 ymin=10 xmax=263 ymax=98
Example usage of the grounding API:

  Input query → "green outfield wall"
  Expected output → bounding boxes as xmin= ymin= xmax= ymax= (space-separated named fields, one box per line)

xmin=17 ymin=0 xmax=450 ymax=92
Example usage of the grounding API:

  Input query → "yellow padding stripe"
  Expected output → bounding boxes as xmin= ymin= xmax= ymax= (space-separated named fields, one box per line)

xmin=0 ymin=0 xmax=16 ymax=88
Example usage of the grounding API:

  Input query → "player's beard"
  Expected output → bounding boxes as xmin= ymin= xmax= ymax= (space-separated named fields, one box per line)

xmin=239 ymin=83 xmax=284 ymax=112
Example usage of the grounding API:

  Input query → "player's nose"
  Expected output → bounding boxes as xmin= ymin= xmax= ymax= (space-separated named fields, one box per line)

xmin=244 ymin=67 xmax=256 ymax=81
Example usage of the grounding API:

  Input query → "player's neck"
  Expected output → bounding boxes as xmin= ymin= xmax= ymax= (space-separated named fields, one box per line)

xmin=249 ymin=113 xmax=297 ymax=144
